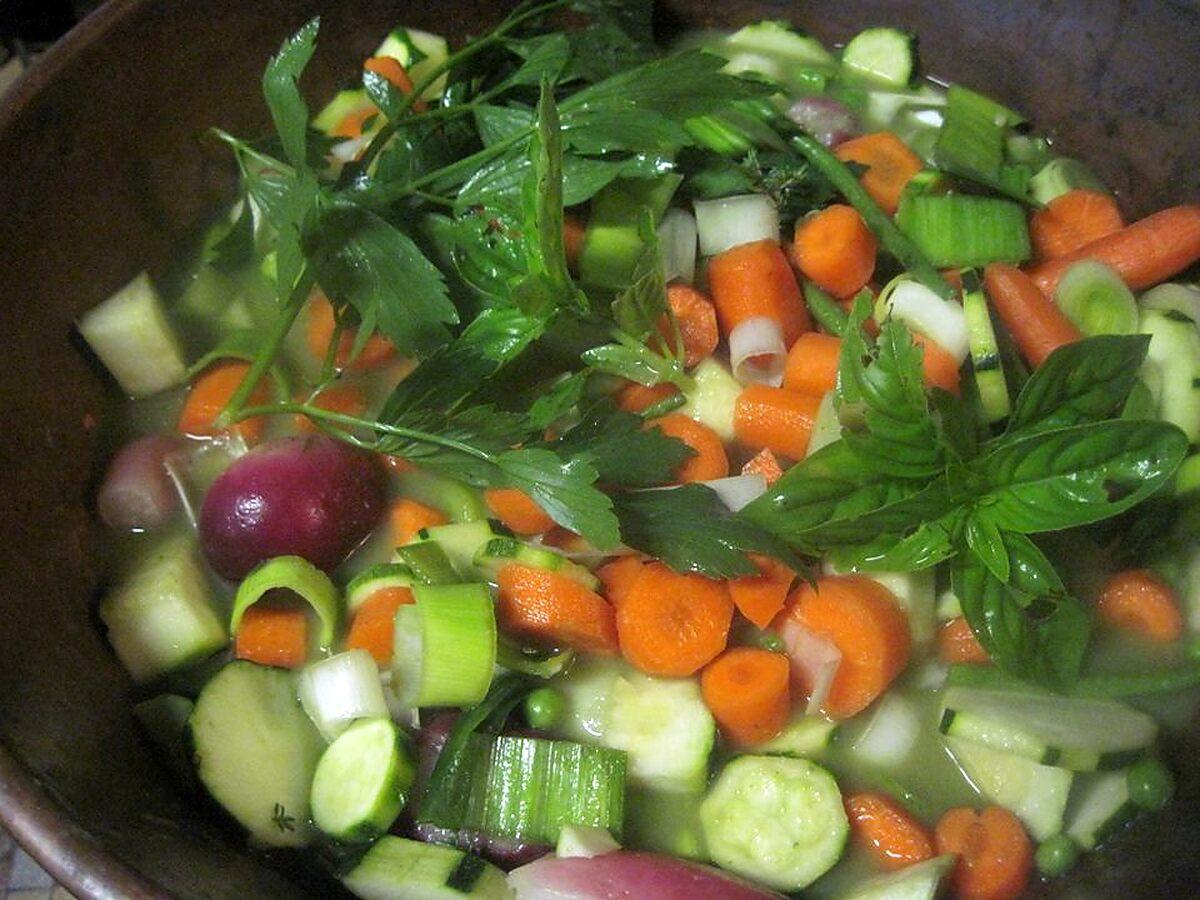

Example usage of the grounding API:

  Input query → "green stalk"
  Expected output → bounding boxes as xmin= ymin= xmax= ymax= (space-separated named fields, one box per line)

xmin=803 ymin=279 xmax=851 ymax=334
xmin=947 ymin=662 xmax=1200 ymax=699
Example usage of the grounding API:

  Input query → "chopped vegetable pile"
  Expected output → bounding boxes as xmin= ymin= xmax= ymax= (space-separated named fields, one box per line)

xmin=80 ymin=2 xmax=1200 ymax=898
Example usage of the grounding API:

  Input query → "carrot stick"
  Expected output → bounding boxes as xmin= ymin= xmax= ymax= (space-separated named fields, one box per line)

xmin=649 ymin=413 xmax=729 ymax=483
xmin=496 ymin=563 xmax=619 ymax=654
xmin=912 ymin=332 xmax=962 ymax=395
xmin=834 ymin=132 xmax=924 ymax=216
xmin=793 ymin=204 xmax=878 ymax=299
xmin=740 ymin=447 xmax=784 ymax=486
xmin=234 ymin=603 xmax=308 ymax=669
xmin=845 ymin=791 xmax=936 ymax=872
xmin=935 ymin=806 xmax=1033 ymax=900
xmin=778 ymin=575 xmax=911 ymax=718
xmin=707 ymin=239 xmax=811 ymax=346
xmin=983 ymin=263 xmax=1082 ymax=368
xmin=1027 ymin=205 xmax=1200 ymax=296
xmin=306 ymin=293 xmax=396 ymax=371
xmin=363 ymin=56 xmax=428 ymax=112
xmin=294 ymin=384 xmax=366 ymax=435
xmin=656 ymin=283 xmax=720 ymax=367
xmin=345 ymin=586 xmax=414 ymax=666
xmin=617 ymin=562 xmax=733 ymax=676
xmin=701 ymin=647 xmax=791 ymax=746
xmin=937 ymin=616 xmax=991 ymax=665
xmin=734 ymin=385 xmax=822 ymax=460
xmin=783 ymin=332 xmax=842 ymax=396
xmin=1096 ymin=569 xmax=1183 ymax=643
xmin=485 ymin=487 xmax=556 ymax=535
xmin=389 ymin=498 xmax=449 ymax=546
xmin=596 ymin=554 xmax=645 ymax=610
xmin=563 ymin=214 xmax=587 ymax=272
xmin=1029 ymin=189 xmax=1124 ymax=261
xmin=617 ymin=381 xmax=681 ymax=414
xmin=177 ymin=360 xmax=271 ymax=443
xmin=729 ymin=554 xmax=794 ymax=629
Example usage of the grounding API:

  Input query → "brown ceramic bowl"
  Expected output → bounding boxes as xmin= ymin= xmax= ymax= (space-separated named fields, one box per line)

xmin=1 ymin=1 xmax=1198 ymax=897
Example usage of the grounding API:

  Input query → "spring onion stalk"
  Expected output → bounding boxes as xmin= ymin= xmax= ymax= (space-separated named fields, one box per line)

xmin=849 ymin=693 xmax=920 ymax=767
xmin=933 ymin=84 xmax=1033 ymax=203
xmin=229 ymin=555 xmax=339 ymax=650
xmin=693 ymin=194 xmax=780 ymax=257
xmin=896 ymin=194 xmax=1031 ymax=268
xmin=803 ymin=280 xmax=851 ymax=334
xmin=391 ymin=583 xmax=497 ymax=708
xmin=1053 ymin=260 xmax=1139 ymax=336
xmin=428 ymin=732 xmax=627 ymax=843
xmin=790 ymin=132 xmax=953 ymax=299
xmin=876 ymin=276 xmax=970 ymax=364
xmin=298 ymin=650 xmax=390 ymax=741
xmin=700 ymin=474 xmax=769 ymax=513
xmin=658 ymin=208 xmax=698 ymax=284
xmin=729 ymin=316 xmax=788 ymax=386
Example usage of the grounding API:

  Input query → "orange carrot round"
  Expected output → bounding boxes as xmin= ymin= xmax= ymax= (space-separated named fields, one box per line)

xmin=937 ymin=616 xmax=991 ymax=665
xmin=793 ymin=204 xmax=878 ymax=299
xmin=1027 ymin=205 xmax=1200 ymax=296
xmin=740 ymin=447 xmax=784 ymax=485
xmin=389 ymin=498 xmax=449 ymax=546
xmin=496 ymin=563 xmax=619 ymax=655
xmin=1096 ymin=569 xmax=1183 ymax=643
xmin=306 ymin=293 xmax=396 ymax=371
xmin=935 ymin=806 xmax=1034 ymax=900
xmin=1029 ymin=189 xmax=1124 ymax=261
xmin=783 ymin=332 xmax=842 ymax=396
xmin=346 ymin=586 xmax=414 ymax=666
xmin=234 ymin=603 xmax=308 ymax=669
xmin=177 ymin=360 xmax=271 ymax=443
xmin=845 ymin=791 xmax=936 ymax=872
xmin=617 ymin=381 xmax=681 ymax=414
xmin=656 ymin=283 xmax=720 ymax=367
xmin=778 ymin=575 xmax=911 ymax=718
xmin=333 ymin=105 xmax=377 ymax=139
xmin=729 ymin=554 xmax=795 ymax=629
xmin=707 ymin=239 xmax=811 ymax=346
xmin=650 ymin=413 xmax=729 ymax=483
xmin=912 ymin=332 xmax=962 ymax=395
xmin=734 ymin=385 xmax=822 ymax=460
xmin=983 ymin=263 xmax=1082 ymax=368
xmin=834 ymin=132 xmax=924 ymax=215
xmin=294 ymin=384 xmax=366 ymax=435
xmin=701 ymin=647 xmax=791 ymax=746
xmin=484 ymin=487 xmax=556 ymax=535
xmin=617 ymin=562 xmax=733 ymax=676
xmin=596 ymin=554 xmax=645 ymax=610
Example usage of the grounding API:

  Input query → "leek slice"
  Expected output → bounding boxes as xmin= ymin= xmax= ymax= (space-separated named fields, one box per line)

xmin=230 ymin=555 xmax=339 ymax=650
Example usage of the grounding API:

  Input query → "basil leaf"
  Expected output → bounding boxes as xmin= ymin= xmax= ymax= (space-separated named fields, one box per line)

xmin=827 ymin=517 xmax=959 ymax=573
xmin=972 ymin=420 xmax=1189 ymax=533
xmin=963 ymin=513 xmax=1010 ymax=582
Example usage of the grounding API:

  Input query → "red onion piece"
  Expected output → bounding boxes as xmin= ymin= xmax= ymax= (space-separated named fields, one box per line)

xmin=97 ymin=434 xmax=185 ymax=531
xmin=508 ymin=851 xmax=786 ymax=899
xmin=779 ymin=618 xmax=842 ymax=715
xmin=786 ymin=96 xmax=859 ymax=148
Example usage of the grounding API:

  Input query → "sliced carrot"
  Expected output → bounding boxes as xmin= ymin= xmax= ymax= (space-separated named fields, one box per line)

xmin=983 ymin=264 xmax=1082 ymax=368
xmin=485 ymin=487 xmax=556 ymax=535
xmin=389 ymin=498 xmax=448 ymax=546
xmin=234 ymin=603 xmax=308 ymax=669
xmin=306 ymin=293 xmax=396 ymax=371
xmin=783 ymin=332 xmax=842 ymax=396
xmin=701 ymin=647 xmax=791 ymax=746
xmin=777 ymin=575 xmax=911 ymax=719
xmin=912 ymin=332 xmax=962 ymax=395
xmin=656 ymin=283 xmax=720 ymax=367
xmin=741 ymin=447 xmax=784 ymax=486
xmin=333 ymin=105 xmax=378 ymax=139
xmin=734 ymin=385 xmax=822 ymax=460
xmin=937 ymin=616 xmax=991 ymax=666
xmin=1027 ymin=205 xmax=1200 ymax=296
xmin=793 ymin=204 xmax=878 ymax=299
xmin=649 ymin=413 xmax=729 ymax=483
xmin=1096 ymin=569 xmax=1183 ymax=643
xmin=563 ymin=214 xmax=587 ymax=272
xmin=177 ymin=360 xmax=271 ymax=444
xmin=294 ymin=384 xmax=366 ymax=435
xmin=729 ymin=554 xmax=795 ymax=629
xmin=1029 ymin=189 xmax=1124 ymax=261
xmin=845 ymin=791 xmax=936 ymax=872
xmin=617 ymin=381 xmax=681 ymax=414
xmin=935 ymin=806 xmax=1034 ymax=900
xmin=707 ymin=239 xmax=811 ymax=347
xmin=496 ymin=563 xmax=618 ymax=654
xmin=617 ymin=562 xmax=733 ymax=676
xmin=834 ymin=132 xmax=924 ymax=215
xmin=596 ymin=554 xmax=645 ymax=610
xmin=345 ymin=586 xmax=414 ymax=666
xmin=363 ymin=56 xmax=427 ymax=112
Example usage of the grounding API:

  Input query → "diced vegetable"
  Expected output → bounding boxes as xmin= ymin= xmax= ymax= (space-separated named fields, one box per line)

xmin=850 ymin=694 xmax=921 ymax=768
xmin=392 ymin=583 xmax=497 ymax=708
xmin=961 ymin=268 xmax=1011 ymax=422
xmin=758 ymin=715 xmax=838 ymax=757
xmin=875 ymin=276 xmax=969 ymax=364
xmin=1065 ymin=770 xmax=1139 ymax=850
xmin=839 ymin=854 xmax=954 ymax=900
xmin=230 ymin=555 xmax=339 ymax=650
xmin=298 ymin=649 xmax=390 ymax=741
xmin=1053 ymin=260 xmax=1139 ymax=336
xmin=841 ymin=28 xmax=916 ymax=87
xmin=680 ymin=358 xmax=747 ymax=442
xmin=346 ymin=563 xmax=417 ymax=614
xmin=477 ymin=538 xmax=600 ymax=591
xmin=579 ymin=176 xmax=681 ymax=288
xmin=556 ymin=825 xmax=620 ymax=859
xmin=896 ymin=194 xmax=1031 ymax=268
xmin=1029 ymin=157 xmax=1109 ymax=204
xmin=658 ymin=208 xmax=699 ymax=284
xmin=934 ymin=806 xmax=1033 ymax=900
xmin=97 ymin=434 xmax=185 ymax=532
xmin=396 ymin=540 xmax=460 ymax=585
xmin=1139 ymin=307 xmax=1200 ymax=442
xmin=728 ymin=317 xmax=787 ymax=386
xmin=394 ymin=468 xmax=488 ymax=523
xmin=343 ymin=836 xmax=511 ymax=899
xmin=1139 ymin=282 xmax=1200 ymax=324
xmin=310 ymin=717 xmax=415 ymax=841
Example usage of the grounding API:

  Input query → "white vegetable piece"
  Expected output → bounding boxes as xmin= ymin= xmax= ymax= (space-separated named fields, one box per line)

xmin=693 ymin=194 xmax=779 ymax=257
xmin=299 ymin=650 xmax=390 ymax=741
xmin=729 ymin=316 xmax=787 ymax=386
xmin=556 ymin=824 xmax=621 ymax=859
xmin=876 ymin=276 xmax=970 ymax=365
xmin=779 ymin=618 xmax=842 ymax=715
xmin=699 ymin=474 xmax=768 ymax=513
xmin=850 ymin=693 xmax=921 ymax=768
xmin=658 ymin=208 xmax=698 ymax=284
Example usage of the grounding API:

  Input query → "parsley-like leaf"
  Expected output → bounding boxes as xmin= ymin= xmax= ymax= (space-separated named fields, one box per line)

xmin=498 ymin=448 xmax=620 ymax=549
xmin=550 ymin=401 xmax=694 ymax=487
xmin=261 ymin=18 xmax=320 ymax=171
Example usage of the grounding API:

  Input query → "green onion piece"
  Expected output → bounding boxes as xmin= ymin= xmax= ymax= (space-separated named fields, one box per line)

xmin=230 ymin=555 xmax=339 ymax=650
xmin=1029 ymin=157 xmax=1109 ymax=204
xmin=896 ymin=194 xmax=1031 ymax=268
xmin=578 ymin=175 xmax=682 ymax=289
xmin=803 ymin=279 xmax=851 ymax=334
xmin=789 ymin=132 xmax=953 ymax=300
xmin=1053 ymin=260 xmax=1139 ymax=337
xmin=934 ymin=85 xmax=1034 ymax=204
xmin=392 ymin=583 xmax=497 ymax=708
xmin=961 ymin=268 xmax=1012 ymax=423
xmin=433 ymin=732 xmax=627 ymax=843
xmin=396 ymin=541 xmax=459 ymax=585
xmin=639 ymin=391 xmax=687 ymax=420
xmin=496 ymin=638 xmax=575 ymax=678
xmin=684 ymin=115 xmax=754 ymax=157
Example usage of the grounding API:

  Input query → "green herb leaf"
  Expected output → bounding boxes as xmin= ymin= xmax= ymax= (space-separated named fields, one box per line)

xmin=550 ymin=400 xmax=694 ymax=487
xmin=261 ymin=18 xmax=320 ymax=171
xmin=526 ymin=372 xmax=589 ymax=431
xmin=611 ymin=212 xmax=669 ymax=339
xmin=581 ymin=332 xmax=690 ymax=388
xmin=497 ymin=448 xmax=620 ymax=549
xmin=827 ymin=517 xmax=959 ymax=573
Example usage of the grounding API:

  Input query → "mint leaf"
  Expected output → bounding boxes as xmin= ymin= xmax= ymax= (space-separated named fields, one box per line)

xmin=262 ymin=18 xmax=320 ymax=170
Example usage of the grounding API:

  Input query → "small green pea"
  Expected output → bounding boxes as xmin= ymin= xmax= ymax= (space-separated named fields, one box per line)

xmin=1127 ymin=759 xmax=1174 ymax=812
xmin=1035 ymin=834 xmax=1079 ymax=878
xmin=523 ymin=686 xmax=565 ymax=730
xmin=758 ymin=631 xmax=786 ymax=653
